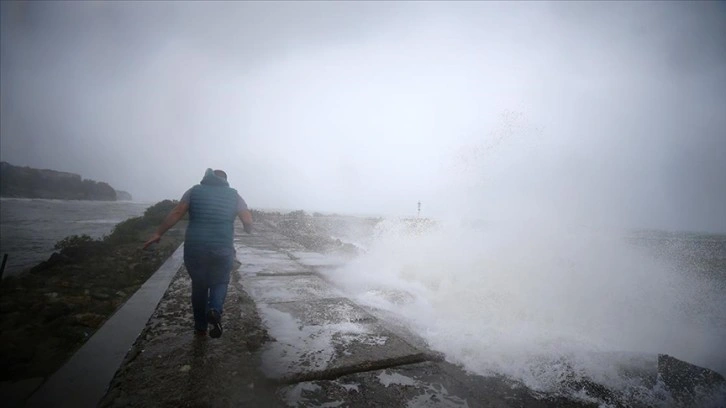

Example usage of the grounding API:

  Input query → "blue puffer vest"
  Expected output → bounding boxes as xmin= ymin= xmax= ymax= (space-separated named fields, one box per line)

xmin=184 ymin=169 xmax=239 ymax=249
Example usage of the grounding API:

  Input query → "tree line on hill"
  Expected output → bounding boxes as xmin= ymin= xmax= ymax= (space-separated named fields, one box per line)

xmin=0 ymin=161 xmax=132 ymax=201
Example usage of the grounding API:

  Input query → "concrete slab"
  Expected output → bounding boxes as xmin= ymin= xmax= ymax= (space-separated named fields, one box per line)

xmin=235 ymin=246 xmax=311 ymax=276
xmin=258 ymin=298 xmax=429 ymax=383
xmin=236 ymin=236 xmax=305 ymax=252
xmin=242 ymin=274 xmax=343 ymax=304
xmin=236 ymin=247 xmax=283 ymax=256
xmin=235 ymin=241 xmax=288 ymax=252
xmin=271 ymin=298 xmax=373 ymax=325
xmin=278 ymin=361 xmax=555 ymax=408
xmin=25 ymin=244 xmax=185 ymax=408
xmin=238 ymin=260 xmax=311 ymax=276
xmin=240 ymin=253 xmax=294 ymax=264
xmin=290 ymin=251 xmax=349 ymax=268
xmin=237 ymin=256 xmax=307 ymax=274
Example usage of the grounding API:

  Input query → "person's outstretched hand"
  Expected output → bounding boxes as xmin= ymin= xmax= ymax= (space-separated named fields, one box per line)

xmin=143 ymin=232 xmax=162 ymax=249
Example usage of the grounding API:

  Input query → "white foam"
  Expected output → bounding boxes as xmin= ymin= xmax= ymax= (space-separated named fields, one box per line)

xmin=259 ymin=303 xmax=384 ymax=379
xmin=320 ymin=219 xmax=726 ymax=405
xmin=377 ymin=370 xmax=469 ymax=407
xmin=378 ymin=371 xmax=416 ymax=387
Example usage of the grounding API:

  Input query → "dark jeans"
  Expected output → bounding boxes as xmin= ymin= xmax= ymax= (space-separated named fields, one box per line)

xmin=183 ymin=245 xmax=235 ymax=331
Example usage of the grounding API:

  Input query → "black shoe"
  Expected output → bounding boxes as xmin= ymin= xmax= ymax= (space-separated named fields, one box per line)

xmin=207 ymin=309 xmax=223 ymax=339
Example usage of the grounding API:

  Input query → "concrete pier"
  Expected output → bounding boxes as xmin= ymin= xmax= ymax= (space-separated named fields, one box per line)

xmin=25 ymin=219 xmax=722 ymax=407
xmin=91 ymin=221 xmax=564 ymax=407
xmin=232 ymin=222 xmax=562 ymax=407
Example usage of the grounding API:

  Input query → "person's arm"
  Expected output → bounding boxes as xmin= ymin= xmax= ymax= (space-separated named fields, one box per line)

xmin=143 ymin=201 xmax=189 ymax=249
xmin=238 ymin=209 xmax=253 ymax=234
xmin=236 ymin=194 xmax=252 ymax=234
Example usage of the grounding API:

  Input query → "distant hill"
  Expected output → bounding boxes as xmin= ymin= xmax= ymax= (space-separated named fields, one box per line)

xmin=115 ymin=190 xmax=133 ymax=201
xmin=0 ymin=161 xmax=132 ymax=201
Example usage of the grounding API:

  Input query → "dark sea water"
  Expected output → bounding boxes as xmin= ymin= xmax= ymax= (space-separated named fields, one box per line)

xmin=0 ymin=198 xmax=152 ymax=276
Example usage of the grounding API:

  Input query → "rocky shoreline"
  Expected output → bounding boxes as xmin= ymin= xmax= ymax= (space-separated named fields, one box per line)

xmin=0 ymin=200 xmax=184 ymax=382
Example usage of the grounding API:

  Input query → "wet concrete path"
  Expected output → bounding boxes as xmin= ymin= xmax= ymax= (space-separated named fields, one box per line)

xmin=231 ymin=222 xmax=569 ymax=407
xmin=63 ymin=221 xmax=589 ymax=407
xmin=14 ymin=218 xmax=724 ymax=407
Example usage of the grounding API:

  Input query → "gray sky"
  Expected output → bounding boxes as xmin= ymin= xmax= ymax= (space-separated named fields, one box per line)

xmin=1 ymin=1 xmax=725 ymax=232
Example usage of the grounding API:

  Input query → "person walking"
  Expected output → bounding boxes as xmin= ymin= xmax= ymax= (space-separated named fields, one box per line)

xmin=144 ymin=168 xmax=252 ymax=338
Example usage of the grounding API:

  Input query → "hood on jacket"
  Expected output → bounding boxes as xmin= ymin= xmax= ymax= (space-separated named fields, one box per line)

xmin=200 ymin=168 xmax=229 ymax=187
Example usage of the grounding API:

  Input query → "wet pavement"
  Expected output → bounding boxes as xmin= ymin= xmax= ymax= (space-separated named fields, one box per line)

xmin=97 ymin=261 xmax=277 ymax=408
xmin=91 ymin=221 xmax=576 ymax=408
xmin=231 ymin=222 xmax=598 ymax=408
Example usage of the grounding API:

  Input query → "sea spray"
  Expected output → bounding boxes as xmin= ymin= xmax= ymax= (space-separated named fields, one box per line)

xmin=320 ymin=218 xmax=726 ymax=405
